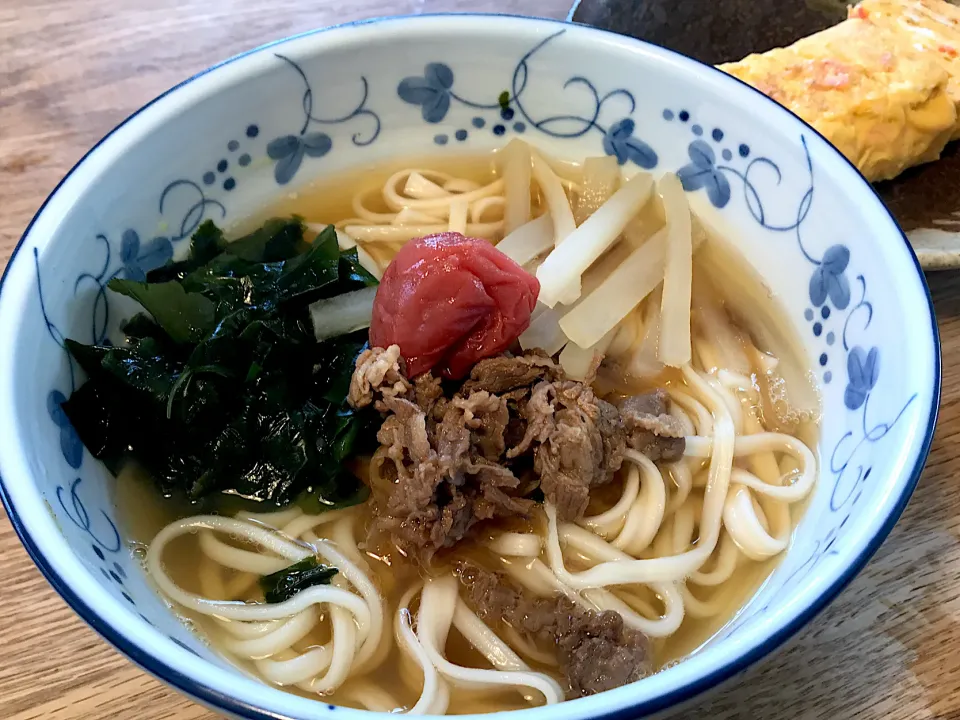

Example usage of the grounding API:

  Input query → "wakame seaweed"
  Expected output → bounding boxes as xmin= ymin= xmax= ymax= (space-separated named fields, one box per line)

xmin=260 ymin=557 xmax=338 ymax=604
xmin=61 ymin=218 xmax=379 ymax=509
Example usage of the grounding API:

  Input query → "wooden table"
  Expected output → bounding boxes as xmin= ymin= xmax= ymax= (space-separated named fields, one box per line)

xmin=3 ymin=1 xmax=960 ymax=718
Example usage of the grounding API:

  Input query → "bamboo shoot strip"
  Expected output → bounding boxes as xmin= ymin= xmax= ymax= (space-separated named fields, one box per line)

xmin=559 ymin=328 xmax=617 ymax=381
xmin=535 ymin=172 xmax=654 ymax=308
xmin=519 ymin=305 xmax=569 ymax=356
xmin=501 ymin=139 xmax=532 ymax=235
xmin=531 ymin=153 xmax=576 ymax=246
xmin=607 ymin=307 xmax=642 ymax=358
xmin=559 ymin=228 xmax=667 ymax=349
xmin=629 ymin=286 xmax=664 ymax=379
xmin=657 ymin=173 xmax=693 ymax=367
xmin=495 ymin=214 xmax=554 ymax=267
xmin=403 ymin=171 xmax=451 ymax=199
xmin=310 ymin=286 xmax=377 ymax=341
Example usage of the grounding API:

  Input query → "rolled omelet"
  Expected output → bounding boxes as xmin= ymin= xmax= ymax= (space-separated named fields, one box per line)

xmin=852 ymin=0 xmax=960 ymax=139
xmin=719 ymin=18 xmax=956 ymax=182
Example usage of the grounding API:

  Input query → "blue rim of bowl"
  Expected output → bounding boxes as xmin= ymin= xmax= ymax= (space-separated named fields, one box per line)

xmin=0 ymin=12 xmax=942 ymax=720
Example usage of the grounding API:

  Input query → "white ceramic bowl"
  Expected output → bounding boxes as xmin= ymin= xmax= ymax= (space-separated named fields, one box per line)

xmin=0 ymin=14 xmax=940 ymax=720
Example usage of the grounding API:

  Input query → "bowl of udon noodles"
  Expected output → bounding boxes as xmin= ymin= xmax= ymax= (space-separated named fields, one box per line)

xmin=0 ymin=12 xmax=940 ymax=720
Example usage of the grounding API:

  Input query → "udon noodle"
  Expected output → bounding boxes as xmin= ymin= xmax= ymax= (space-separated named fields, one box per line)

xmin=127 ymin=141 xmax=820 ymax=714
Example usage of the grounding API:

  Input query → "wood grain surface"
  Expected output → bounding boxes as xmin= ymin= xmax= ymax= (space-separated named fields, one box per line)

xmin=1 ymin=2 xmax=959 ymax=719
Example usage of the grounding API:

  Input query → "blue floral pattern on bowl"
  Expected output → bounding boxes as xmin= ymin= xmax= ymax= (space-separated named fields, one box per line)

xmin=397 ymin=30 xmax=657 ymax=167
xmin=266 ymin=54 xmax=380 ymax=185
xmin=676 ymin=139 xmax=733 ymax=208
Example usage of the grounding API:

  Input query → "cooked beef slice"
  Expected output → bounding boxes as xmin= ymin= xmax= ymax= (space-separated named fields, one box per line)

xmin=511 ymin=381 xmax=626 ymax=520
xmin=348 ymin=345 xmax=412 ymax=409
xmin=460 ymin=566 xmax=652 ymax=698
xmin=618 ymin=389 xmax=686 ymax=462
xmin=374 ymin=393 xmax=533 ymax=560
xmin=459 ymin=351 xmax=561 ymax=396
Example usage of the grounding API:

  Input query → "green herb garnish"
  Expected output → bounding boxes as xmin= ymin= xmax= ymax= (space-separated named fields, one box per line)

xmin=61 ymin=218 xmax=378 ymax=508
xmin=261 ymin=557 xmax=338 ymax=604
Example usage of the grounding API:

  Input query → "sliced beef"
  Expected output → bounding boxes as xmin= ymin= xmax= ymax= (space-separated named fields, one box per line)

xmin=560 ymin=609 xmax=651 ymax=698
xmin=619 ymin=389 xmax=668 ymax=417
xmin=596 ymin=396 xmax=627 ymax=475
xmin=351 ymin=347 xmax=680 ymax=559
xmin=460 ymin=351 xmax=560 ymax=396
xmin=374 ymin=393 xmax=533 ymax=561
xmin=507 ymin=381 xmax=556 ymax=456
xmin=413 ymin=373 xmax=444 ymax=416
xmin=348 ymin=345 xmax=412 ymax=409
xmin=619 ymin=390 xmax=686 ymax=463
xmin=460 ymin=567 xmax=652 ymax=698
xmin=455 ymin=391 xmax=510 ymax=460
xmin=511 ymin=381 xmax=626 ymax=521
xmin=503 ymin=415 xmax=528 ymax=455
xmin=377 ymin=396 xmax=439 ymax=510
xmin=462 ymin=563 xmax=523 ymax=617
